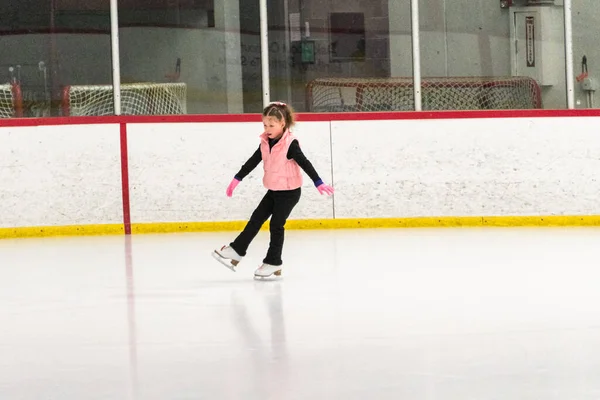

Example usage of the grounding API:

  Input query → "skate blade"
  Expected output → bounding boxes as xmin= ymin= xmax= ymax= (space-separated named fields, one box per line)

xmin=254 ymin=270 xmax=282 ymax=280
xmin=211 ymin=251 xmax=237 ymax=272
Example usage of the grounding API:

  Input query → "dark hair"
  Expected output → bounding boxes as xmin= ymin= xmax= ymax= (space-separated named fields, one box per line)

xmin=262 ymin=102 xmax=296 ymax=131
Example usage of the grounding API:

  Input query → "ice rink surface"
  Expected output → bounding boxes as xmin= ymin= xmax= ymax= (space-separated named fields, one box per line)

xmin=1 ymin=227 xmax=600 ymax=399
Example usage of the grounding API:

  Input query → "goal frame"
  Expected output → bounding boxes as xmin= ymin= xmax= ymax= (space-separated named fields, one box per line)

xmin=0 ymin=83 xmax=24 ymax=118
xmin=306 ymin=76 xmax=543 ymax=112
xmin=61 ymin=82 xmax=187 ymax=116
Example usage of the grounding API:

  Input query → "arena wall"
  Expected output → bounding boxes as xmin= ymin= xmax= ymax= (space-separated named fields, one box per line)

xmin=1 ymin=110 xmax=600 ymax=238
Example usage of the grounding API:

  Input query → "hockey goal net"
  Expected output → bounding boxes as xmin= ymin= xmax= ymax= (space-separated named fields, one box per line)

xmin=306 ymin=76 xmax=542 ymax=112
xmin=0 ymin=83 xmax=24 ymax=118
xmin=62 ymin=82 xmax=187 ymax=116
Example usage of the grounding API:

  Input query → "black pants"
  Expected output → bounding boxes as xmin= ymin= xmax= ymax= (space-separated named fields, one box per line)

xmin=230 ymin=188 xmax=301 ymax=266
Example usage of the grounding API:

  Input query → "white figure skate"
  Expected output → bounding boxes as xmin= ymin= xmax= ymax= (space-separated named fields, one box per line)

xmin=254 ymin=263 xmax=282 ymax=279
xmin=212 ymin=245 xmax=242 ymax=272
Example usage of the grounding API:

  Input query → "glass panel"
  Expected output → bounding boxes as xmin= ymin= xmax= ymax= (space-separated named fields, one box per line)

xmin=116 ymin=0 xmax=403 ymax=115
xmin=118 ymin=0 xmax=239 ymax=115
xmin=0 ymin=0 xmax=112 ymax=117
xmin=282 ymin=0 xmax=399 ymax=112
xmin=572 ymin=0 xmax=599 ymax=109
xmin=239 ymin=0 xmax=263 ymax=113
xmin=267 ymin=0 xmax=293 ymax=110
xmin=418 ymin=0 xmax=567 ymax=110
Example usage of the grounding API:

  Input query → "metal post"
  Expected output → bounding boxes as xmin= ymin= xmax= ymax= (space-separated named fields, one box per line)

xmin=563 ymin=0 xmax=574 ymax=109
xmin=411 ymin=0 xmax=422 ymax=111
xmin=50 ymin=0 xmax=59 ymax=115
xmin=283 ymin=0 xmax=292 ymax=103
xmin=259 ymin=0 xmax=271 ymax=107
xmin=110 ymin=0 xmax=122 ymax=115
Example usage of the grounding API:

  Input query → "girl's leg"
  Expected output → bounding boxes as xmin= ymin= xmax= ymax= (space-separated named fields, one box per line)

xmin=230 ymin=191 xmax=274 ymax=256
xmin=263 ymin=188 xmax=301 ymax=266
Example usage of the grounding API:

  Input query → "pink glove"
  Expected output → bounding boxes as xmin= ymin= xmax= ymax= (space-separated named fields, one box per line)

xmin=317 ymin=183 xmax=334 ymax=195
xmin=226 ymin=178 xmax=240 ymax=197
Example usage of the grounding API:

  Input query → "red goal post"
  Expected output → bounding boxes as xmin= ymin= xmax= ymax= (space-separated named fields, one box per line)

xmin=306 ymin=76 xmax=542 ymax=112
xmin=0 ymin=83 xmax=24 ymax=118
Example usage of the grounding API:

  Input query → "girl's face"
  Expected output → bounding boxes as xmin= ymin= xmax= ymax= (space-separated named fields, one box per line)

xmin=263 ymin=116 xmax=285 ymax=139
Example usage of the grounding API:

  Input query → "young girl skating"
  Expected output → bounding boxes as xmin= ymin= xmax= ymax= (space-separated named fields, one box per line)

xmin=212 ymin=102 xmax=334 ymax=278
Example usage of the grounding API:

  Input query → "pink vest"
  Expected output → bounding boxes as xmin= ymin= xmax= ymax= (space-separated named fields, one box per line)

xmin=260 ymin=130 xmax=303 ymax=191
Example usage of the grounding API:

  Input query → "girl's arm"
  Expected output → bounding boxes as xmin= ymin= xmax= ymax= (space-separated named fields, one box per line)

xmin=287 ymin=140 xmax=323 ymax=186
xmin=234 ymin=146 xmax=262 ymax=181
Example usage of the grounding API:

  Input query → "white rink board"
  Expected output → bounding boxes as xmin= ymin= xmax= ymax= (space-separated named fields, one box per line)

xmin=0 ymin=124 xmax=122 ymax=228
xmin=127 ymin=121 xmax=333 ymax=223
xmin=4 ymin=115 xmax=600 ymax=230
xmin=331 ymin=117 xmax=600 ymax=218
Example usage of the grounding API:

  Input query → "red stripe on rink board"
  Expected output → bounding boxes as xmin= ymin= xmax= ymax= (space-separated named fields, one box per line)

xmin=3 ymin=109 xmax=600 ymax=127
xmin=120 ymin=123 xmax=132 ymax=235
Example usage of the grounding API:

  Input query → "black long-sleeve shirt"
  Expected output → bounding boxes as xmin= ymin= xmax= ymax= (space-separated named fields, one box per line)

xmin=234 ymin=138 xmax=323 ymax=186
